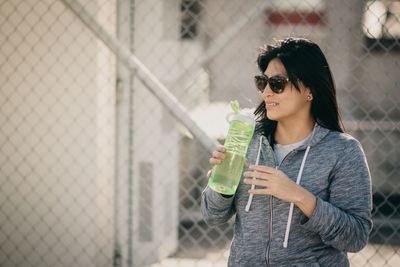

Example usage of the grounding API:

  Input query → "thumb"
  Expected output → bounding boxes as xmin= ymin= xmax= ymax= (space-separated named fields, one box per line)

xmin=244 ymin=158 xmax=248 ymax=168
xmin=207 ymin=169 xmax=212 ymax=179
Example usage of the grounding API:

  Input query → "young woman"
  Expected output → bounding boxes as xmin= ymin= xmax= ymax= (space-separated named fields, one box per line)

xmin=202 ymin=38 xmax=372 ymax=266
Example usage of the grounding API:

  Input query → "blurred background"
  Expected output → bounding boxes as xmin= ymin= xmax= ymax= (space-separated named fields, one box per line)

xmin=0 ymin=0 xmax=399 ymax=266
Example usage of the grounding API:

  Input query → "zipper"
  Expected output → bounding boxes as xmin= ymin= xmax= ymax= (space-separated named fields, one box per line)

xmin=263 ymin=142 xmax=276 ymax=267
xmin=265 ymin=148 xmax=296 ymax=266
xmin=266 ymin=196 xmax=273 ymax=266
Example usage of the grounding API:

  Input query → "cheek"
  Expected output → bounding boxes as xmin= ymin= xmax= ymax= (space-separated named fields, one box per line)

xmin=294 ymin=97 xmax=308 ymax=110
xmin=281 ymin=95 xmax=306 ymax=113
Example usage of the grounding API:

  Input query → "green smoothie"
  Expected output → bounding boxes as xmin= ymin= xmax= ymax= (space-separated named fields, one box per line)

xmin=209 ymin=118 xmax=255 ymax=195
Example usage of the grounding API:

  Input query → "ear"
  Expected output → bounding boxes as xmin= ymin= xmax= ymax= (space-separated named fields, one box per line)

xmin=303 ymin=87 xmax=313 ymax=102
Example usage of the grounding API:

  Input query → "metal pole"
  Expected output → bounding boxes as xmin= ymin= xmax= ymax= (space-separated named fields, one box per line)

xmin=59 ymin=0 xmax=218 ymax=153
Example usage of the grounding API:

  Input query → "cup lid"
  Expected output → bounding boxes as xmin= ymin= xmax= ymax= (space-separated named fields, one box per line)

xmin=232 ymin=113 xmax=255 ymax=127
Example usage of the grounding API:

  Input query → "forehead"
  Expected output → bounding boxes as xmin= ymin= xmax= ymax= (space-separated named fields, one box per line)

xmin=264 ymin=58 xmax=288 ymax=77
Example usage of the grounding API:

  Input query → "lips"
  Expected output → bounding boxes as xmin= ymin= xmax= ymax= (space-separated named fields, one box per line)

xmin=266 ymin=102 xmax=279 ymax=109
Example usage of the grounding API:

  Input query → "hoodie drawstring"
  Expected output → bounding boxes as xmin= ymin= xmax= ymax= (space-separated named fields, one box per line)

xmin=283 ymin=145 xmax=311 ymax=248
xmin=245 ymin=136 xmax=263 ymax=212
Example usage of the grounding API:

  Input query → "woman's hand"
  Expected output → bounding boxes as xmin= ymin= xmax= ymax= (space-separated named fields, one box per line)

xmin=207 ymin=145 xmax=248 ymax=179
xmin=243 ymin=165 xmax=316 ymax=218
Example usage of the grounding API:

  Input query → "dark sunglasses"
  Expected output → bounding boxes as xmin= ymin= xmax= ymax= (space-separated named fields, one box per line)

xmin=254 ymin=75 xmax=290 ymax=94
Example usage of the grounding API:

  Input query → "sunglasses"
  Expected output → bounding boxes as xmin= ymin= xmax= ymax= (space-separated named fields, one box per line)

xmin=254 ymin=75 xmax=290 ymax=94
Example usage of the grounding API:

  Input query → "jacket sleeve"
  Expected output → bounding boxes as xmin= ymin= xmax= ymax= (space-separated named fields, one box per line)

xmin=201 ymin=186 xmax=236 ymax=226
xmin=300 ymin=138 xmax=373 ymax=252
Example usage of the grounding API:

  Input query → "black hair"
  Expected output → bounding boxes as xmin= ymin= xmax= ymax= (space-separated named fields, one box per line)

xmin=254 ymin=37 xmax=344 ymax=136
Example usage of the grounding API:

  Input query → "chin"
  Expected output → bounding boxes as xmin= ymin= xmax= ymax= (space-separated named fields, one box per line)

xmin=266 ymin=112 xmax=279 ymax=121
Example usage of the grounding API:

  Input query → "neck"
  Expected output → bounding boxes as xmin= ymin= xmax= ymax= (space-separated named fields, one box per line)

xmin=274 ymin=116 xmax=315 ymax=145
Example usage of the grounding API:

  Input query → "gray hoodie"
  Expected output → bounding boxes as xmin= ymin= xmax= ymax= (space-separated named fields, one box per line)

xmin=201 ymin=123 xmax=372 ymax=266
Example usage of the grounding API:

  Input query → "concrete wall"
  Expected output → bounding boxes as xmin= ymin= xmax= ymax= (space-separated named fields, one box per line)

xmin=122 ymin=0 xmax=185 ymax=265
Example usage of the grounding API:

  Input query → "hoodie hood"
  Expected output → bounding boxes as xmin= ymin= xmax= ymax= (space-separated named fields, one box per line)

xmin=259 ymin=122 xmax=329 ymax=162
xmin=263 ymin=123 xmax=329 ymax=150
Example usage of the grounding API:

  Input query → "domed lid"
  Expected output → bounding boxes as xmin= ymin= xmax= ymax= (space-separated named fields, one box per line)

xmin=231 ymin=113 xmax=255 ymax=127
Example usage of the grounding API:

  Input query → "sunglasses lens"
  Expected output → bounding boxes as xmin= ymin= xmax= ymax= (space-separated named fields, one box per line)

xmin=254 ymin=75 xmax=288 ymax=93
xmin=254 ymin=76 xmax=267 ymax=92
xmin=269 ymin=77 xmax=287 ymax=93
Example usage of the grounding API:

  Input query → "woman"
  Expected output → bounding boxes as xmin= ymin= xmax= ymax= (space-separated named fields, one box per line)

xmin=201 ymin=38 xmax=372 ymax=266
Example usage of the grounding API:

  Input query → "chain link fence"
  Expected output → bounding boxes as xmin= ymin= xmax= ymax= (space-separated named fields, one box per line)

xmin=0 ymin=0 xmax=399 ymax=266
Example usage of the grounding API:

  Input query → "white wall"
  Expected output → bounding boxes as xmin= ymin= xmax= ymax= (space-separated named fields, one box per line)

xmin=122 ymin=0 xmax=185 ymax=265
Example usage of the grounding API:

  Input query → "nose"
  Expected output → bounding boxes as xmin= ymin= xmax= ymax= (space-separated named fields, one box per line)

xmin=262 ymin=84 xmax=274 ymax=97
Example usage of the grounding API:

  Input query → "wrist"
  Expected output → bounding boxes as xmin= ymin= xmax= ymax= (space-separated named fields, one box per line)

xmin=293 ymin=185 xmax=307 ymax=205
xmin=295 ymin=186 xmax=317 ymax=218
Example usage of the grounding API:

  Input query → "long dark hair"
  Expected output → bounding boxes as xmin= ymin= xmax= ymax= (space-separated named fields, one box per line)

xmin=254 ymin=37 xmax=344 ymax=136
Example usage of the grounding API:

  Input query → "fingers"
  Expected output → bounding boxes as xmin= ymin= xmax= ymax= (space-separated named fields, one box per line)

xmin=209 ymin=158 xmax=222 ymax=165
xmin=249 ymin=165 xmax=278 ymax=174
xmin=212 ymin=150 xmax=226 ymax=159
xmin=244 ymin=177 xmax=270 ymax=195
xmin=209 ymin=145 xmax=226 ymax=166
xmin=209 ymin=152 xmax=225 ymax=165
xmin=243 ymin=178 xmax=268 ymax=187
xmin=243 ymin=170 xmax=270 ymax=180
xmin=216 ymin=145 xmax=226 ymax=153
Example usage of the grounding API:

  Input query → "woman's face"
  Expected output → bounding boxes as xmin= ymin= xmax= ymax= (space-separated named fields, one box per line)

xmin=260 ymin=58 xmax=312 ymax=123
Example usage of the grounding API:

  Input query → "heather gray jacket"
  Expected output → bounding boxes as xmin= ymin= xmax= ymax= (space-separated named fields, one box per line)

xmin=201 ymin=123 xmax=372 ymax=266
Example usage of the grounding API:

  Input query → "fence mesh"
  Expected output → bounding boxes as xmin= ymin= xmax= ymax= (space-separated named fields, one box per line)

xmin=0 ymin=0 xmax=399 ymax=266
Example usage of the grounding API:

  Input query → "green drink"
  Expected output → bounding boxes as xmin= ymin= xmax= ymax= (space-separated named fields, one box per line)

xmin=209 ymin=115 xmax=255 ymax=195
